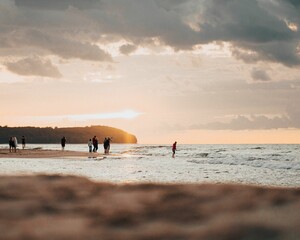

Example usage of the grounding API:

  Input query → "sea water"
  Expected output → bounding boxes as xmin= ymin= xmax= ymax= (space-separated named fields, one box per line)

xmin=0 ymin=144 xmax=299 ymax=187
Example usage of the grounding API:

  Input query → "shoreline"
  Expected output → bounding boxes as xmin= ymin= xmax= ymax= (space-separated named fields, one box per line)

xmin=0 ymin=146 xmax=298 ymax=188
xmin=0 ymin=148 xmax=102 ymax=158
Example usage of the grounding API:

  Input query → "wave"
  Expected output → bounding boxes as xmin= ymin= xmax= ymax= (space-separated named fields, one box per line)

xmin=187 ymin=157 xmax=300 ymax=171
xmin=193 ymin=153 xmax=209 ymax=158
xmin=215 ymin=149 xmax=227 ymax=153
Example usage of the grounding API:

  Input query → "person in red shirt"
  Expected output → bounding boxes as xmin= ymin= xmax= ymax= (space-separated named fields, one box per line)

xmin=172 ymin=141 xmax=177 ymax=158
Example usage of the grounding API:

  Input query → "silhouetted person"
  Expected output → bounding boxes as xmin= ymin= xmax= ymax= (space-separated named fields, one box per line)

xmin=103 ymin=137 xmax=108 ymax=154
xmin=21 ymin=136 xmax=26 ymax=150
xmin=106 ymin=137 xmax=112 ymax=154
xmin=61 ymin=136 xmax=66 ymax=150
xmin=103 ymin=137 xmax=112 ymax=154
xmin=11 ymin=136 xmax=18 ymax=153
xmin=172 ymin=141 xmax=177 ymax=158
xmin=88 ymin=139 xmax=93 ymax=153
xmin=9 ymin=137 xmax=13 ymax=153
xmin=92 ymin=136 xmax=98 ymax=152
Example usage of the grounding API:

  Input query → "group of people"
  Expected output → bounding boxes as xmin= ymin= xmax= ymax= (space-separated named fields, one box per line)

xmin=88 ymin=136 xmax=98 ymax=152
xmin=8 ymin=136 xmax=26 ymax=152
xmin=87 ymin=136 xmax=112 ymax=154
xmin=10 ymin=135 xmax=178 ymax=158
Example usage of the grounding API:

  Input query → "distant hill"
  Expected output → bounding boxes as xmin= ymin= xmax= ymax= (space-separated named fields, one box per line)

xmin=0 ymin=126 xmax=137 ymax=144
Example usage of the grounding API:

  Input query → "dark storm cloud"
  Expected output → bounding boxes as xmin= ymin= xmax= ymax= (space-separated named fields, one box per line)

xmin=1 ymin=0 xmax=299 ymax=71
xmin=14 ymin=0 xmax=101 ymax=10
xmin=5 ymin=57 xmax=62 ymax=78
xmin=197 ymin=0 xmax=300 ymax=66
xmin=92 ymin=0 xmax=200 ymax=49
xmin=251 ymin=68 xmax=271 ymax=82
xmin=0 ymin=27 xmax=112 ymax=62
xmin=285 ymin=0 xmax=300 ymax=8
xmin=154 ymin=0 xmax=188 ymax=10
xmin=22 ymin=29 xmax=112 ymax=62
xmin=15 ymin=0 xmax=188 ymax=11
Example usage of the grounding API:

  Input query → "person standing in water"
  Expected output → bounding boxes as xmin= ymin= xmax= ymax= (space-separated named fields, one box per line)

xmin=107 ymin=137 xmax=112 ymax=154
xmin=103 ymin=137 xmax=108 ymax=154
xmin=61 ymin=136 xmax=66 ymax=150
xmin=172 ymin=141 xmax=177 ymax=158
xmin=21 ymin=136 xmax=26 ymax=150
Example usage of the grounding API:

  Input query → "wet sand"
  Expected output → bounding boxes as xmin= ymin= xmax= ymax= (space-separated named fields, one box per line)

xmin=0 ymin=148 xmax=101 ymax=158
xmin=0 ymin=175 xmax=299 ymax=240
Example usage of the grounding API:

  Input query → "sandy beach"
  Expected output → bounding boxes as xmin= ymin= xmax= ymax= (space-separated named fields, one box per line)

xmin=0 ymin=148 xmax=102 ymax=158
xmin=0 ymin=175 xmax=299 ymax=240
xmin=0 ymin=147 xmax=299 ymax=239
xmin=1 ymin=0 xmax=299 ymax=239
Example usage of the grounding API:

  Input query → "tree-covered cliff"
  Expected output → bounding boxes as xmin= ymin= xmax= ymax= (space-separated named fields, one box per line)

xmin=0 ymin=126 xmax=137 ymax=144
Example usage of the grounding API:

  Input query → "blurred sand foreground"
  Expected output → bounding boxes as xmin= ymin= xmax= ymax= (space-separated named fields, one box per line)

xmin=0 ymin=175 xmax=299 ymax=240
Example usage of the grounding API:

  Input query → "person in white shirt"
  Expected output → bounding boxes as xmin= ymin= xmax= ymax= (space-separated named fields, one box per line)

xmin=13 ymin=136 xmax=18 ymax=153
xmin=88 ymin=139 xmax=93 ymax=153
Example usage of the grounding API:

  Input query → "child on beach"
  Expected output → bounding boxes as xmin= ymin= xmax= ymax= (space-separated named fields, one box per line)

xmin=88 ymin=139 xmax=93 ymax=153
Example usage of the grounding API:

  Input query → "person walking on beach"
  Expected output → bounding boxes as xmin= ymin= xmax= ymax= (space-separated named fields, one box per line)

xmin=88 ymin=139 xmax=93 ymax=153
xmin=9 ymin=137 xmax=13 ymax=153
xmin=21 ymin=136 xmax=26 ymax=150
xmin=92 ymin=136 xmax=96 ymax=152
xmin=103 ymin=137 xmax=112 ymax=154
xmin=12 ymin=136 xmax=18 ymax=153
xmin=61 ymin=136 xmax=66 ymax=150
xmin=106 ymin=137 xmax=112 ymax=154
xmin=172 ymin=141 xmax=177 ymax=158
xmin=92 ymin=136 xmax=98 ymax=152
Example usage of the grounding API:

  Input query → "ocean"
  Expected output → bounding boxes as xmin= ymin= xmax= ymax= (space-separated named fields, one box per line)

xmin=0 ymin=144 xmax=299 ymax=187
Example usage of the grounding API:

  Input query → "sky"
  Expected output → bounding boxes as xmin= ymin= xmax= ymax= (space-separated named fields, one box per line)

xmin=0 ymin=0 xmax=300 ymax=144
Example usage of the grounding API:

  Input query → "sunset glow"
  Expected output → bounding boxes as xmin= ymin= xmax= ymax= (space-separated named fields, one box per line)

xmin=0 ymin=0 xmax=299 ymax=143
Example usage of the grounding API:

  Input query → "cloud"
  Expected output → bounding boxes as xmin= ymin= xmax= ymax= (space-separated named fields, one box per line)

xmin=26 ymin=30 xmax=112 ymax=62
xmin=286 ymin=104 xmax=300 ymax=128
xmin=4 ymin=57 xmax=62 ymax=78
xmin=119 ymin=44 xmax=137 ymax=55
xmin=28 ymin=110 xmax=143 ymax=121
xmin=251 ymin=68 xmax=271 ymax=81
xmin=285 ymin=0 xmax=300 ymax=8
xmin=15 ymin=0 xmax=101 ymax=10
xmin=83 ymin=72 xmax=121 ymax=83
xmin=197 ymin=0 xmax=300 ymax=66
xmin=192 ymin=107 xmax=300 ymax=130
xmin=0 ymin=0 xmax=299 ymax=69
xmin=2 ymin=29 xmax=112 ymax=62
